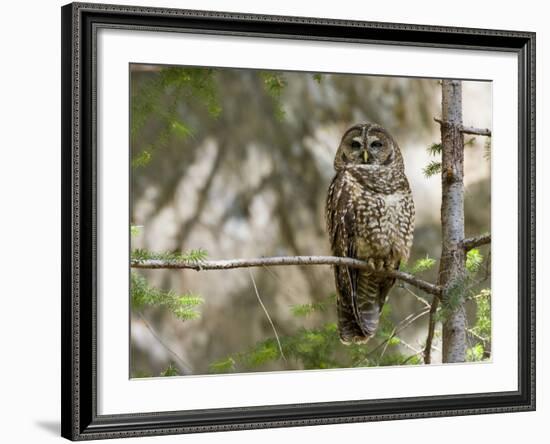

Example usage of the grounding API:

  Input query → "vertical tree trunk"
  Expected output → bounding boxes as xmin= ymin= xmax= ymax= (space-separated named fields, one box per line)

xmin=439 ymin=80 xmax=466 ymax=363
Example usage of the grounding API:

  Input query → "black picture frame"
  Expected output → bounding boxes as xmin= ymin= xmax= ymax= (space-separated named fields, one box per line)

xmin=61 ymin=2 xmax=536 ymax=440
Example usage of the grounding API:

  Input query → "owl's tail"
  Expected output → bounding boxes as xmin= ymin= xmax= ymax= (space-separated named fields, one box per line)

xmin=353 ymin=271 xmax=395 ymax=337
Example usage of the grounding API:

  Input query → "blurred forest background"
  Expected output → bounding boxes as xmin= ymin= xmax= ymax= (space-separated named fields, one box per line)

xmin=129 ymin=64 xmax=492 ymax=377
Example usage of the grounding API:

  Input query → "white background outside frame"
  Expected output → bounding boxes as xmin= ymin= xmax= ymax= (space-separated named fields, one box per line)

xmin=2 ymin=1 xmax=547 ymax=443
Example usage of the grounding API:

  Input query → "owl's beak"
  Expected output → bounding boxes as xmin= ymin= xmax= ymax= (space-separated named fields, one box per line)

xmin=363 ymin=150 xmax=369 ymax=163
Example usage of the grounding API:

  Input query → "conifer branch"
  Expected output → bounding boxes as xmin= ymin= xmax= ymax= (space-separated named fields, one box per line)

xmin=131 ymin=255 xmax=442 ymax=296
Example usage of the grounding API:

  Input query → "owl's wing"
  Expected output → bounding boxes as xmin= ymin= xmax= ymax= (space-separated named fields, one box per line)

xmin=326 ymin=174 xmax=357 ymax=277
xmin=327 ymin=174 xmax=365 ymax=341
xmin=334 ymin=219 xmax=365 ymax=341
xmin=342 ymin=209 xmax=359 ymax=308
xmin=327 ymin=173 xmax=391 ymax=339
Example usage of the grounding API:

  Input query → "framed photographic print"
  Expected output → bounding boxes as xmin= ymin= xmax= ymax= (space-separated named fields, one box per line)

xmin=61 ymin=2 xmax=535 ymax=440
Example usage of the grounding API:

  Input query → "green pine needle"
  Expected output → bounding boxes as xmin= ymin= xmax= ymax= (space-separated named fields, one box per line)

xmin=260 ymin=72 xmax=287 ymax=97
xmin=209 ymin=357 xmax=236 ymax=374
xmin=291 ymin=304 xmax=319 ymax=317
xmin=130 ymin=225 xmax=143 ymax=237
xmin=466 ymin=343 xmax=485 ymax=362
xmin=410 ymin=255 xmax=436 ymax=273
xmin=160 ymin=363 xmax=179 ymax=377
xmin=131 ymin=66 xmax=221 ymax=167
xmin=464 ymin=137 xmax=476 ymax=147
xmin=466 ymin=248 xmax=483 ymax=274
xmin=471 ymin=289 xmax=491 ymax=341
xmin=131 ymin=271 xmax=204 ymax=321
xmin=131 ymin=248 xmax=208 ymax=263
xmin=290 ymin=294 xmax=336 ymax=317
xmin=427 ymin=142 xmax=442 ymax=156
xmin=423 ymin=161 xmax=442 ymax=178
xmin=260 ymin=72 xmax=287 ymax=121
xmin=170 ymin=121 xmax=194 ymax=139
xmin=484 ymin=137 xmax=491 ymax=160
xmin=132 ymin=150 xmax=152 ymax=168
xmin=208 ymin=293 xmax=428 ymax=373
xmin=435 ymin=276 xmax=467 ymax=323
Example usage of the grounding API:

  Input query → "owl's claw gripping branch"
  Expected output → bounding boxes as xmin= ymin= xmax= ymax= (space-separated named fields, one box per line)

xmin=130 ymin=255 xmax=442 ymax=296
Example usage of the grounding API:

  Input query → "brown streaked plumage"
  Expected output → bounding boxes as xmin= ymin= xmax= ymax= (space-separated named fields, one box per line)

xmin=326 ymin=123 xmax=415 ymax=344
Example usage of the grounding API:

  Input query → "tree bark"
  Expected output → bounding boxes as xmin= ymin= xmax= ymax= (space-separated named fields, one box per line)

xmin=439 ymin=80 xmax=467 ymax=363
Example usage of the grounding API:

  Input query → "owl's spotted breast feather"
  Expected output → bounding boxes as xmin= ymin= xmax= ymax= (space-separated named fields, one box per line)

xmin=330 ymin=167 xmax=413 ymax=263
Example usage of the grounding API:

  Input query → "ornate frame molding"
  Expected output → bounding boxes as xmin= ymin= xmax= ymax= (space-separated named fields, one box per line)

xmin=61 ymin=2 xmax=535 ymax=440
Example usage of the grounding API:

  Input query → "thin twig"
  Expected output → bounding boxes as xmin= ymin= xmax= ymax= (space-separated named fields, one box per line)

xmin=400 ymin=284 xmax=431 ymax=309
xmin=464 ymin=306 xmax=474 ymax=358
xmin=364 ymin=308 xmax=430 ymax=362
xmin=248 ymin=269 xmax=287 ymax=362
xmin=434 ymin=118 xmax=492 ymax=137
xmin=461 ymin=233 xmax=491 ymax=251
xmin=461 ymin=125 xmax=492 ymax=137
xmin=467 ymin=328 xmax=489 ymax=345
xmin=135 ymin=311 xmax=192 ymax=375
xmin=465 ymin=276 xmax=491 ymax=295
xmin=378 ymin=288 xmax=430 ymax=359
xmin=131 ymin=255 xmax=442 ymax=296
xmin=423 ymin=296 xmax=440 ymax=365
xmin=465 ymin=254 xmax=492 ymax=295
xmin=399 ymin=337 xmax=423 ymax=355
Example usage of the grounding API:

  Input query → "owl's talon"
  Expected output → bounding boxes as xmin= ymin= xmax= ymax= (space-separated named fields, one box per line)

xmin=367 ymin=258 xmax=376 ymax=270
xmin=376 ymin=259 xmax=385 ymax=271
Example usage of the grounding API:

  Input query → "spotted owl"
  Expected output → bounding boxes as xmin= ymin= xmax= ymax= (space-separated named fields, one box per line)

xmin=326 ymin=123 xmax=415 ymax=344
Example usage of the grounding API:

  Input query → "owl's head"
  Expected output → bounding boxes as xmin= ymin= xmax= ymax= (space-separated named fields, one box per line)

xmin=333 ymin=123 xmax=403 ymax=171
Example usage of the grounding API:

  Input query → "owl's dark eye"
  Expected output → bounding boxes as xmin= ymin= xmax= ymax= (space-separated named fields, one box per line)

xmin=351 ymin=140 xmax=362 ymax=149
xmin=371 ymin=140 xmax=383 ymax=149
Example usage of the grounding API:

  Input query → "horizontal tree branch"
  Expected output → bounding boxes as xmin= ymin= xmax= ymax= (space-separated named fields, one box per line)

xmin=461 ymin=233 xmax=491 ymax=251
xmin=460 ymin=125 xmax=492 ymax=137
xmin=434 ymin=118 xmax=492 ymax=137
xmin=131 ymin=255 xmax=442 ymax=296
